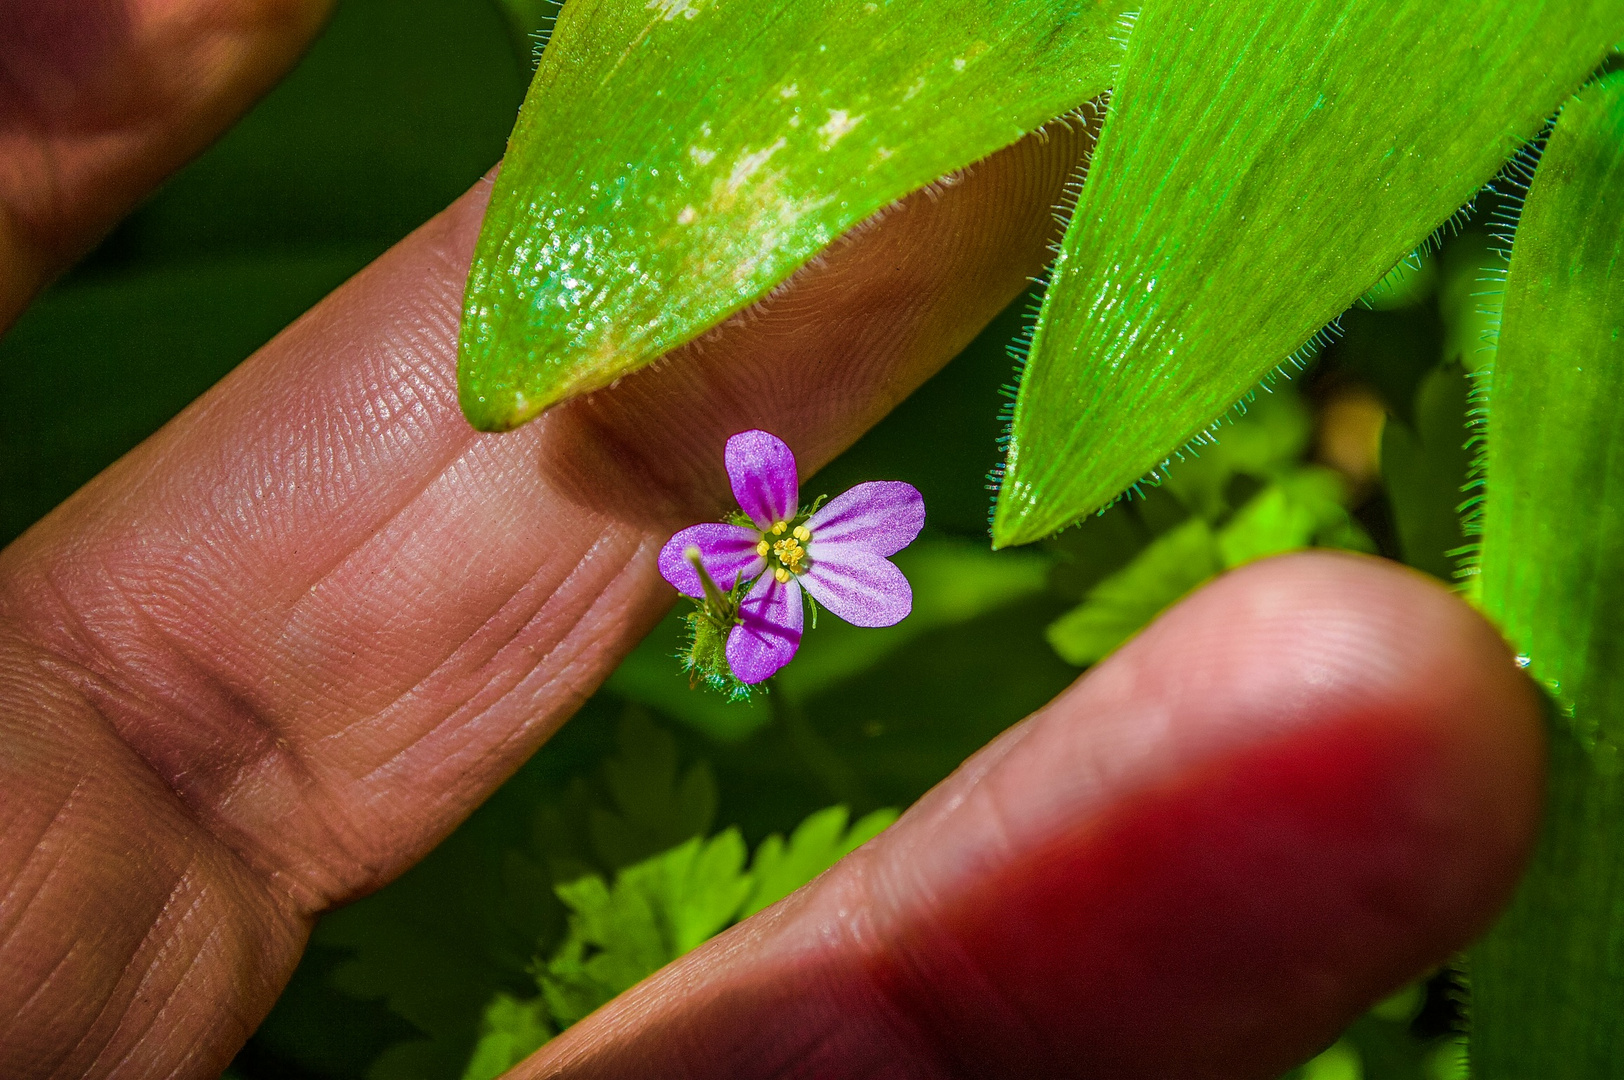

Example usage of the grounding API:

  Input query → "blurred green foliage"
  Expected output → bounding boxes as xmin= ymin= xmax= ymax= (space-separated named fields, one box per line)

xmin=1046 ymin=389 xmax=1373 ymax=667
xmin=0 ymin=0 xmax=526 ymax=544
xmin=0 ymin=1 xmax=1510 ymax=1078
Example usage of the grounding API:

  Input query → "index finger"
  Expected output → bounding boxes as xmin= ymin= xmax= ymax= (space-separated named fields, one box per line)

xmin=0 ymin=120 xmax=1092 ymax=1076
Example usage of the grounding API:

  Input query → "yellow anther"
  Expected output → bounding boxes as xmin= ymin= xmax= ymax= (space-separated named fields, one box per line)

xmin=774 ymin=566 xmax=791 ymax=584
xmin=793 ymin=525 xmax=811 ymax=542
xmin=756 ymin=540 xmax=770 ymax=557
xmin=771 ymin=521 xmax=788 ymax=535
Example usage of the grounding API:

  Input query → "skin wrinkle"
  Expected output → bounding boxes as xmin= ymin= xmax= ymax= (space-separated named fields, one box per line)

xmin=346 ymin=537 xmax=642 ymax=796
xmin=0 ymin=113 xmax=1118 ymax=1073
xmin=0 ymin=640 xmax=306 ymax=1078
xmin=392 ymin=521 xmax=627 ymax=712
xmin=89 ymin=875 xmax=215 ymax=1074
xmin=76 ymin=869 xmax=290 ymax=1080
xmin=116 ymin=873 xmax=277 ymax=1080
xmin=0 ymin=770 xmax=91 ymax=938
xmin=26 ymin=601 xmax=340 ymax=905
xmin=7 ymin=801 xmax=183 ymax=1073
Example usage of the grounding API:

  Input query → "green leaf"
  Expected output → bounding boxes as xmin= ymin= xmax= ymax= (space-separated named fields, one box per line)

xmin=741 ymin=805 xmax=897 ymax=917
xmin=540 ymin=829 xmax=753 ymax=1026
xmin=1159 ymin=387 xmax=1314 ymax=522
xmin=1045 ymin=516 xmax=1221 ymax=665
xmin=309 ymin=749 xmax=572 ymax=1078
xmin=1359 ymin=249 xmax=1438 ymax=313
xmin=1381 ymin=362 xmax=1473 ymax=582
xmin=993 ymin=0 xmax=1623 ymax=546
xmin=1299 ymin=1040 xmax=1362 ymax=1080
xmin=1467 ymin=72 xmax=1624 ymax=1079
xmin=457 ymin=0 xmax=1133 ymax=430
xmin=1471 ymin=72 xmax=1624 ymax=748
xmin=589 ymin=710 xmax=719 ymax=868
xmin=536 ymin=798 xmax=891 ymax=1033
xmin=1437 ymin=231 xmax=1507 ymax=374
xmin=459 ymin=994 xmax=551 ymax=1080
xmin=1214 ymin=479 xmax=1321 ymax=567
xmin=1047 ymin=465 xmax=1365 ymax=666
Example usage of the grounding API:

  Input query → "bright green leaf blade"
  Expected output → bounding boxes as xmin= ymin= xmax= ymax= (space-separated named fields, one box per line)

xmin=458 ymin=0 xmax=1132 ymax=430
xmin=993 ymin=0 xmax=1623 ymax=546
xmin=1472 ymin=72 xmax=1624 ymax=748
xmin=1464 ymin=72 xmax=1624 ymax=1078
xmin=664 ymin=828 xmax=754 ymax=953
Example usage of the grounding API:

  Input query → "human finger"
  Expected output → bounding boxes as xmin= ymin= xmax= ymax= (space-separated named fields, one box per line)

xmin=0 ymin=118 xmax=1094 ymax=1077
xmin=513 ymin=552 xmax=1544 ymax=1080
xmin=0 ymin=0 xmax=334 ymax=331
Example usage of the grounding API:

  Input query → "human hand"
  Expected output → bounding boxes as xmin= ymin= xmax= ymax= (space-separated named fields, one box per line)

xmin=0 ymin=4 xmax=1543 ymax=1077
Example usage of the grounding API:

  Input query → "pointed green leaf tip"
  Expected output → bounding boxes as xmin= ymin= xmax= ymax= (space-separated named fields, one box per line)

xmin=458 ymin=0 xmax=1133 ymax=432
xmin=991 ymin=0 xmax=1624 ymax=547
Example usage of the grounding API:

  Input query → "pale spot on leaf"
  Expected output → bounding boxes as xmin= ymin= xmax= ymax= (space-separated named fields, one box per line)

xmin=646 ymin=0 xmax=703 ymax=20
xmin=818 ymin=109 xmax=862 ymax=145
xmin=726 ymin=138 xmax=788 ymax=192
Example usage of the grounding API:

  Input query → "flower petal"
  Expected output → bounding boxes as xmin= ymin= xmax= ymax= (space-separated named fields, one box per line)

xmin=800 ymin=549 xmax=912 ymax=628
xmin=726 ymin=573 xmax=803 ymax=683
xmin=659 ymin=523 xmax=765 ymax=597
xmin=726 ymin=430 xmax=799 ymax=529
xmin=806 ymin=481 xmax=924 ymax=557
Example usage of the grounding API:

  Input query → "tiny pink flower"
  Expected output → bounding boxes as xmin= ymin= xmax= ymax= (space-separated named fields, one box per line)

xmin=659 ymin=430 xmax=925 ymax=685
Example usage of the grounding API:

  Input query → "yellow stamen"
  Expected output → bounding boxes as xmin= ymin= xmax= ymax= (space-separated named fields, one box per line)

xmin=756 ymin=540 xmax=770 ymax=557
xmin=771 ymin=521 xmax=788 ymax=535
xmin=792 ymin=525 xmax=811 ymax=542
xmin=774 ymin=567 xmax=791 ymax=584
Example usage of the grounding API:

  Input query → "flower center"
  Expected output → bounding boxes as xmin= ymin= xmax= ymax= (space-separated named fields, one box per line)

xmin=756 ymin=521 xmax=813 ymax=583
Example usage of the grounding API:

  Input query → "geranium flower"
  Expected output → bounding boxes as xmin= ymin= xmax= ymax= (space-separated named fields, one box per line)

xmin=659 ymin=429 xmax=924 ymax=686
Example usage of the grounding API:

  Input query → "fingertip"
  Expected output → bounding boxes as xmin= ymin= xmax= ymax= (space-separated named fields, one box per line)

xmin=513 ymin=552 xmax=1545 ymax=1080
xmin=866 ymin=550 xmax=1544 ymax=1077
